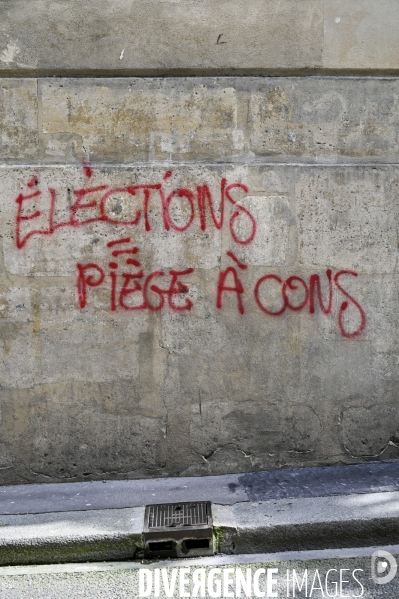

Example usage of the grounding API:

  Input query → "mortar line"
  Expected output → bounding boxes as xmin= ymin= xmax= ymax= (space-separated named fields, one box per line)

xmin=1 ymin=162 xmax=399 ymax=169
xmin=2 ymin=71 xmax=399 ymax=79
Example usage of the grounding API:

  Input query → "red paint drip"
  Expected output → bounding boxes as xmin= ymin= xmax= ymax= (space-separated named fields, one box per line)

xmin=83 ymin=162 xmax=93 ymax=178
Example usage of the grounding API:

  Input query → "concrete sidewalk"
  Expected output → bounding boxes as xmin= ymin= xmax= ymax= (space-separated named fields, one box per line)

xmin=0 ymin=462 xmax=398 ymax=566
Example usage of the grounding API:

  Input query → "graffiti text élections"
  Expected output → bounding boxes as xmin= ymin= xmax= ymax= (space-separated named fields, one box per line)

xmin=15 ymin=167 xmax=366 ymax=339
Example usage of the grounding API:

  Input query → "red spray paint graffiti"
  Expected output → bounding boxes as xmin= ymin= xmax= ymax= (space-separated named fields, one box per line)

xmin=15 ymin=166 xmax=367 ymax=339
xmin=216 ymin=253 xmax=366 ymax=338
xmin=216 ymin=251 xmax=247 ymax=315
xmin=15 ymin=168 xmax=256 ymax=249
xmin=77 ymin=238 xmax=195 ymax=312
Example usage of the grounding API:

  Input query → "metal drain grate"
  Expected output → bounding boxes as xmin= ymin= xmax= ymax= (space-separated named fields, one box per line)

xmin=143 ymin=501 xmax=213 ymax=559
xmin=147 ymin=502 xmax=209 ymax=529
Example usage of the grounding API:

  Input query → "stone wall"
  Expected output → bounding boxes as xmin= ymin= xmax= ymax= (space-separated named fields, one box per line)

xmin=0 ymin=2 xmax=399 ymax=484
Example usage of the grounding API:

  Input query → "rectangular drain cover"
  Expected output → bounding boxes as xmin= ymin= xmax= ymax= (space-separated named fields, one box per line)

xmin=143 ymin=501 xmax=213 ymax=558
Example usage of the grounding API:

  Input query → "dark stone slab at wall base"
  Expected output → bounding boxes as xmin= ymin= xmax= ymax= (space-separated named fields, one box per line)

xmin=0 ymin=461 xmax=398 ymax=515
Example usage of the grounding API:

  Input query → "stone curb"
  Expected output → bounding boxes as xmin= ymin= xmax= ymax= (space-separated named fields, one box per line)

xmin=0 ymin=507 xmax=144 ymax=566
xmin=1 ymin=491 xmax=399 ymax=566
xmin=213 ymin=491 xmax=399 ymax=555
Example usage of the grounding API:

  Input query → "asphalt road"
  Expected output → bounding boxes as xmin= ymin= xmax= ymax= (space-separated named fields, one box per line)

xmin=0 ymin=547 xmax=398 ymax=598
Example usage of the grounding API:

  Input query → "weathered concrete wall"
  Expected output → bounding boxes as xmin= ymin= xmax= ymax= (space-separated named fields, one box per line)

xmin=0 ymin=3 xmax=399 ymax=484
xmin=1 ymin=77 xmax=399 ymax=483
xmin=4 ymin=77 xmax=399 ymax=164
xmin=0 ymin=1 xmax=399 ymax=75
